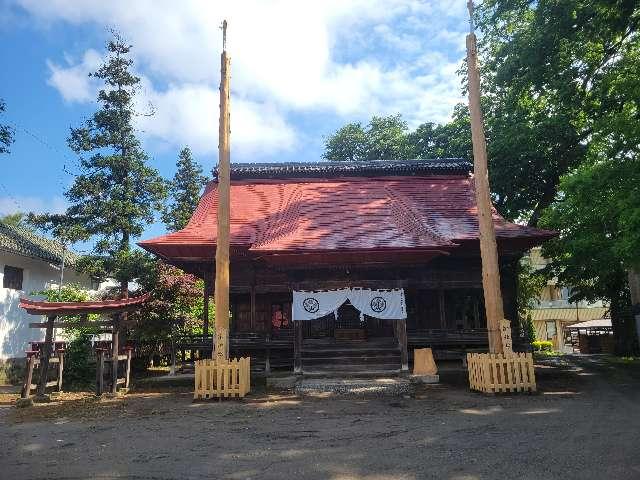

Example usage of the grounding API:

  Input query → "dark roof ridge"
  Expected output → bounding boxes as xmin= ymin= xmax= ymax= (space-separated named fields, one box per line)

xmin=218 ymin=158 xmax=472 ymax=180
xmin=0 ymin=221 xmax=80 ymax=266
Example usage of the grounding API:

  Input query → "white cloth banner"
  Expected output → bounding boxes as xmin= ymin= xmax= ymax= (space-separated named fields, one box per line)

xmin=292 ymin=288 xmax=406 ymax=321
xmin=347 ymin=288 xmax=406 ymax=320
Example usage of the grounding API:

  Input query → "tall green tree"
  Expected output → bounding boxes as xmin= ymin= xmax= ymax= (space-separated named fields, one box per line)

xmin=477 ymin=0 xmax=639 ymax=226
xmin=162 ymin=147 xmax=207 ymax=232
xmin=30 ymin=34 xmax=166 ymax=296
xmin=0 ymin=99 xmax=15 ymax=154
xmin=541 ymin=159 xmax=640 ymax=355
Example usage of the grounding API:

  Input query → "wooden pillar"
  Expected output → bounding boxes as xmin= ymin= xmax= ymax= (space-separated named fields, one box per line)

xmin=56 ymin=351 xmax=64 ymax=392
xmin=294 ymin=320 xmax=303 ymax=374
xmin=466 ymin=2 xmax=504 ymax=354
xmin=438 ymin=288 xmax=446 ymax=329
xmin=125 ymin=348 xmax=132 ymax=389
xmin=398 ymin=318 xmax=409 ymax=373
xmin=250 ymin=286 xmax=256 ymax=331
xmin=36 ymin=315 xmax=55 ymax=398
xmin=214 ymin=20 xmax=231 ymax=361
xmin=96 ymin=349 xmax=105 ymax=396
xmin=264 ymin=333 xmax=271 ymax=376
xmin=111 ymin=316 xmax=120 ymax=394
xmin=21 ymin=355 xmax=35 ymax=399
xmin=203 ymin=275 xmax=211 ymax=337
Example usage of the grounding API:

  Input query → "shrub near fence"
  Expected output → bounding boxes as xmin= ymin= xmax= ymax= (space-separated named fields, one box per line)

xmin=467 ymin=352 xmax=536 ymax=393
xmin=194 ymin=357 xmax=250 ymax=399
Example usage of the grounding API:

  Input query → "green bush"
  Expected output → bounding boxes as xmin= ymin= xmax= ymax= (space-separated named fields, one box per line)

xmin=63 ymin=336 xmax=95 ymax=387
xmin=532 ymin=340 xmax=554 ymax=351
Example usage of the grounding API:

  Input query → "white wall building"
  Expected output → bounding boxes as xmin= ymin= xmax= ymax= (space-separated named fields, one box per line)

xmin=0 ymin=222 xmax=95 ymax=363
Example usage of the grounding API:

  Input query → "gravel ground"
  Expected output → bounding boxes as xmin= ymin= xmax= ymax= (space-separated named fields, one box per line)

xmin=1 ymin=355 xmax=639 ymax=480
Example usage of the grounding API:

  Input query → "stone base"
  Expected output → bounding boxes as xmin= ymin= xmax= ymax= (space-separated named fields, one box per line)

xmin=32 ymin=394 xmax=51 ymax=403
xmin=410 ymin=374 xmax=440 ymax=384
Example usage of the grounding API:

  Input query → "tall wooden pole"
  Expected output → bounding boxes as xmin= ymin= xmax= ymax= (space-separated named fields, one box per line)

xmin=466 ymin=1 xmax=504 ymax=354
xmin=214 ymin=20 xmax=231 ymax=360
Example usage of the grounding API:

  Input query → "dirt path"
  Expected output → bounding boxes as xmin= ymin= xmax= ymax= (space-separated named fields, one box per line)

xmin=1 ymin=356 xmax=639 ymax=480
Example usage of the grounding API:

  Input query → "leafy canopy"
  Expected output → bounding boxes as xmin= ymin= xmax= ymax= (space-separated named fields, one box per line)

xmin=0 ymin=99 xmax=14 ymax=154
xmin=323 ymin=109 xmax=471 ymax=163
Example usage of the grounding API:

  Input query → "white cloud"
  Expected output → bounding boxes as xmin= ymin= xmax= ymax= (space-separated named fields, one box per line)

xmin=46 ymin=49 xmax=102 ymax=103
xmin=135 ymin=81 xmax=296 ymax=156
xmin=0 ymin=195 xmax=67 ymax=216
xmin=17 ymin=0 xmax=468 ymax=156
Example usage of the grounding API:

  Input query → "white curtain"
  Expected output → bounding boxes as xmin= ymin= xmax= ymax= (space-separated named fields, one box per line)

xmin=292 ymin=288 xmax=406 ymax=321
xmin=292 ymin=289 xmax=349 ymax=321
xmin=347 ymin=288 xmax=406 ymax=320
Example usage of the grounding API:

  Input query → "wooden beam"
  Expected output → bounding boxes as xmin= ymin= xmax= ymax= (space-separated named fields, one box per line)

xmin=21 ymin=356 xmax=35 ymax=399
xmin=96 ymin=349 xmax=105 ymax=396
xmin=214 ymin=19 xmax=231 ymax=360
xmin=29 ymin=320 xmax=113 ymax=329
xmin=36 ymin=315 xmax=55 ymax=397
xmin=466 ymin=2 xmax=504 ymax=354
xmin=203 ymin=275 xmax=211 ymax=336
xmin=398 ymin=318 xmax=409 ymax=372
xmin=111 ymin=315 xmax=120 ymax=394
xmin=294 ymin=320 xmax=303 ymax=374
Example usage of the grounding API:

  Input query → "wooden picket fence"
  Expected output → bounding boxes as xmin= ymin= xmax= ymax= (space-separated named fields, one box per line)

xmin=467 ymin=352 xmax=536 ymax=393
xmin=194 ymin=357 xmax=250 ymax=400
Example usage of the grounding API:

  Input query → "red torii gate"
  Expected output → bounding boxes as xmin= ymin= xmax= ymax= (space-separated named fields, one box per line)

xmin=19 ymin=294 xmax=149 ymax=400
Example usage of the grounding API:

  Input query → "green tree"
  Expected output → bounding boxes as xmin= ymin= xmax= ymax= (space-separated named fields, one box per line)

xmin=408 ymin=104 xmax=472 ymax=159
xmin=541 ymin=159 xmax=640 ymax=355
xmin=476 ymin=0 xmax=639 ymax=226
xmin=162 ymin=147 xmax=207 ymax=232
xmin=30 ymin=34 xmax=166 ymax=296
xmin=0 ymin=99 xmax=14 ymax=154
xmin=323 ymin=114 xmax=411 ymax=161
xmin=364 ymin=114 xmax=411 ymax=160
xmin=323 ymin=122 xmax=367 ymax=161
xmin=0 ymin=212 xmax=25 ymax=228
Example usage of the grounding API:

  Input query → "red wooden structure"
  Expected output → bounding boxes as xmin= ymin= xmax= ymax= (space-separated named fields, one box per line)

xmin=19 ymin=294 xmax=149 ymax=399
xmin=139 ymin=159 xmax=554 ymax=376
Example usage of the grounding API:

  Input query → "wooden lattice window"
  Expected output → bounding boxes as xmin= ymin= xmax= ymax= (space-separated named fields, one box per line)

xmin=3 ymin=265 xmax=23 ymax=290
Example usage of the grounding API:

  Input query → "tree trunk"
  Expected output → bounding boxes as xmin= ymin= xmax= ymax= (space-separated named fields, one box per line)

xmin=609 ymin=286 xmax=639 ymax=356
xmin=628 ymin=269 xmax=640 ymax=351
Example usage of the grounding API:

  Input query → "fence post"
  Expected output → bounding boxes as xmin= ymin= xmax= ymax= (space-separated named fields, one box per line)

xmin=21 ymin=355 xmax=36 ymax=399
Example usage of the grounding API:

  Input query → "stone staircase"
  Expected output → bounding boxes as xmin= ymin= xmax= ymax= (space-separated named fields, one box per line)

xmin=301 ymin=337 xmax=402 ymax=377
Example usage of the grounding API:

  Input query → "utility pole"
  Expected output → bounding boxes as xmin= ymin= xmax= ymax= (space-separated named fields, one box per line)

xmin=466 ymin=1 xmax=504 ymax=354
xmin=214 ymin=20 xmax=231 ymax=361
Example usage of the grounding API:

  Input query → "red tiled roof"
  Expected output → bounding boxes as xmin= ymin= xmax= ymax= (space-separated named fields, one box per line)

xmin=139 ymin=174 xmax=553 ymax=261
xmin=20 ymin=294 xmax=150 ymax=316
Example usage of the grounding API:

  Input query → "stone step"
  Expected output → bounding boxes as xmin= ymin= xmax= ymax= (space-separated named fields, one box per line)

xmin=300 ymin=370 xmax=404 ymax=380
xmin=302 ymin=356 xmax=400 ymax=366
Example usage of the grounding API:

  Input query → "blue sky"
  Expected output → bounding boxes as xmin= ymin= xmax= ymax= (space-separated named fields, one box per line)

xmin=0 ymin=0 xmax=469 ymax=247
